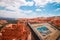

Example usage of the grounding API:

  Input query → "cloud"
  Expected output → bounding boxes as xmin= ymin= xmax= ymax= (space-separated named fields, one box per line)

xmin=54 ymin=8 xmax=60 ymax=11
xmin=25 ymin=1 xmax=34 ymax=6
xmin=33 ymin=0 xmax=53 ymax=6
xmin=54 ymin=0 xmax=60 ymax=2
xmin=0 ymin=10 xmax=38 ymax=18
xmin=0 ymin=0 xmax=34 ymax=12
xmin=0 ymin=3 xmax=33 ymax=18
xmin=32 ymin=0 xmax=60 ymax=6
xmin=36 ymin=9 xmax=42 ymax=12
xmin=0 ymin=10 xmax=27 ymax=18
xmin=0 ymin=0 xmax=60 ymax=18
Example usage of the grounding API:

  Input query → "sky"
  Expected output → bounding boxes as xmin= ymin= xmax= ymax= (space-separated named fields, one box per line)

xmin=0 ymin=0 xmax=60 ymax=18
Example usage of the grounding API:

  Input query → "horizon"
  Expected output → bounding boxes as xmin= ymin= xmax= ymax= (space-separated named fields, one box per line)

xmin=0 ymin=16 xmax=60 ymax=19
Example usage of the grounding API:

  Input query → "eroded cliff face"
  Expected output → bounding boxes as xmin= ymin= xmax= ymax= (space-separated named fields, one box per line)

xmin=0 ymin=23 xmax=31 ymax=40
xmin=0 ymin=16 xmax=60 ymax=40
xmin=17 ymin=16 xmax=60 ymax=29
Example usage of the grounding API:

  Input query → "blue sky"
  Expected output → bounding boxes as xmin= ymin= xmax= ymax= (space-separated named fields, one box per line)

xmin=0 ymin=0 xmax=60 ymax=18
xmin=20 ymin=2 xmax=60 ymax=15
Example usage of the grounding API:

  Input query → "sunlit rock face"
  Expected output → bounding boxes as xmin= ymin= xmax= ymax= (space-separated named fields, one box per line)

xmin=17 ymin=16 xmax=60 ymax=29
xmin=0 ymin=16 xmax=60 ymax=40
xmin=0 ymin=23 xmax=31 ymax=40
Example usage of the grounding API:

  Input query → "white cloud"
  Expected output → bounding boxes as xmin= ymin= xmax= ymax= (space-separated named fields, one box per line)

xmin=25 ymin=2 xmax=34 ymax=6
xmin=33 ymin=0 xmax=53 ymax=6
xmin=0 ymin=10 xmax=39 ymax=18
xmin=54 ymin=8 xmax=60 ymax=11
xmin=0 ymin=0 xmax=60 ymax=18
xmin=33 ymin=0 xmax=60 ymax=6
xmin=36 ymin=13 xmax=57 ymax=17
xmin=0 ymin=10 xmax=27 ymax=18
xmin=22 ymin=10 xmax=32 ymax=13
xmin=0 ymin=0 xmax=60 ymax=11
xmin=0 ymin=0 xmax=34 ymax=12
xmin=36 ymin=9 xmax=42 ymax=11
xmin=0 ymin=0 xmax=34 ymax=6
xmin=54 ymin=0 xmax=60 ymax=2
xmin=0 ymin=0 xmax=35 ymax=18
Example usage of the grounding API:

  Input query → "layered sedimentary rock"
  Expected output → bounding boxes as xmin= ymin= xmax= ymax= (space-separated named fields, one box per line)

xmin=0 ymin=23 xmax=31 ymax=40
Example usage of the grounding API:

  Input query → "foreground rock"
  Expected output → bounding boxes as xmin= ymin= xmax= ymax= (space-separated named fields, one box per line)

xmin=0 ymin=23 xmax=31 ymax=40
